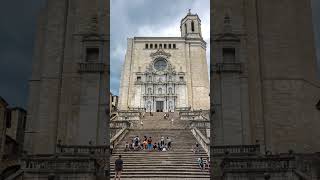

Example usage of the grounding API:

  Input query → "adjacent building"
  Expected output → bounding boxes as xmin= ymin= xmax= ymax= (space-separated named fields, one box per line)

xmin=212 ymin=0 xmax=320 ymax=153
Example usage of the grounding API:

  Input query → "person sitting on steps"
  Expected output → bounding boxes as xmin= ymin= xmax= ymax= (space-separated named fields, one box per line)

xmin=124 ymin=141 xmax=129 ymax=151
xmin=153 ymin=143 xmax=157 ymax=151
xmin=166 ymin=137 xmax=172 ymax=150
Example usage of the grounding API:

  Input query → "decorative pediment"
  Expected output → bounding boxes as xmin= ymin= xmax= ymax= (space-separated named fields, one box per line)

xmin=150 ymin=49 xmax=171 ymax=59
xmin=214 ymin=33 xmax=240 ymax=42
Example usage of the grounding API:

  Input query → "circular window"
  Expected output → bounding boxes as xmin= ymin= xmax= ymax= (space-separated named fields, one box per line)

xmin=154 ymin=58 xmax=167 ymax=71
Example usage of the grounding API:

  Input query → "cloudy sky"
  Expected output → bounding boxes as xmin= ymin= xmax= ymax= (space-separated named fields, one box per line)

xmin=110 ymin=0 xmax=210 ymax=95
xmin=0 ymin=0 xmax=319 ymax=108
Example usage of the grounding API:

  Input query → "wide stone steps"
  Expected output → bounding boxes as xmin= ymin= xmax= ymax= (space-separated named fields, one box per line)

xmin=111 ymin=128 xmax=209 ymax=179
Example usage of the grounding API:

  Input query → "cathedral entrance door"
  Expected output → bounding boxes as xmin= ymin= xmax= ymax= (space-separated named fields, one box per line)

xmin=156 ymin=101 xmax=164 ymax=112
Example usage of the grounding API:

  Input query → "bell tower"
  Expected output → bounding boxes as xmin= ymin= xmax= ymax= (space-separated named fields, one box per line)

xmin=180 ymin=9 xmax=202 ymax=39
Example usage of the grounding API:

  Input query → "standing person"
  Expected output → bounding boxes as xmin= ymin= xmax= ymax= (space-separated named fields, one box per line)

xmin=114 ymin=155 xmax=123 ymax=180
xmin=160 ymin=136 xmax=165 ymax=146
xmin=147 ymin=137 xmax=153 ymax=150
xmin=166 ymin=137 xmax=172 ymax=150
xmin=197 ymin=157 xmax=204 ymax=171
xmin=110 ymin=143 xmax=114 ymax=155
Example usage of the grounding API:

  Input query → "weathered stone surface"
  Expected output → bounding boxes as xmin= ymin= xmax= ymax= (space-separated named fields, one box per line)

xmin=212 ymin=0 xmax=320 ymax=153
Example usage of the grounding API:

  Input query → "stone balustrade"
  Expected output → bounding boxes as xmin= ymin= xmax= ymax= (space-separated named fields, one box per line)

xmin=78 ymin=62 xmax=105 ymax=73
xmin=212 ymin=144 xmax=260 ymax=156
xmin=221 ymin=156 xmax=296 ymax=172
xmin=110 ymin=128 xmax=129 ymax=147
xmin=175 ymin=107 xmax=191 ymax=111
xmin=190 ymin=120 xmax=210 ymax=129
xmin=109 ymin=120 xmax=131 ymax=129
xmin=191 ymin=127 xmax=210 ymax=156
xmin=180 ymin=110 xmax=206 ymax=121
xmin=56 ymin=144 xmax=108 ymax=156
xmin=22 ymin=156 xmax=98 ymax=173
xmin=212 ymin=62 xmax=242 ymax=73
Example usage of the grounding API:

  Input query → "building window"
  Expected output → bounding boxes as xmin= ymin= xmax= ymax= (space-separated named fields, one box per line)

xmin=145 ymin=44 xmax=148 ymax=49
xmin=169 ymin=87 xmax=173 ymax=94
xmin=158 ymin=88 xmax=162 ymax=94
xmin=148 ymin=88 xmax=152 ymax=94
xmin=137 ymin=76 xmax=141 ymax=81
xmin=173 ymin=44 xmax=176 ymax=49
xmin=155 ymin=44 xmax=158 ymax=49
xmin=191 ymin=21 xmax=195 ymax=32
xmin=224 ymin=15 xmax=231 ymax=24
xmin=164 ymin=44 xmax=167 ymax=49
xmin=169 ymin=44 xmax=172 ymax=49
xmin=223 ymin=48 xmax=236 ymax=62
xmin=159 ymin=44 xmax=162 ymax=48
xmin=86 ymin=48 xmax=99 ymax=61
xmin=185 ymin=23 xmax=187 ymax=33
xmin=180 ymin=76 xmax=184 ymax=81
xmin=150 ymin=44 xmax=153 ymax=48
xmin=148 ymin=76 xmax=152 ymax=81
xmin=169 ymin=76 xmax=172 ymax=81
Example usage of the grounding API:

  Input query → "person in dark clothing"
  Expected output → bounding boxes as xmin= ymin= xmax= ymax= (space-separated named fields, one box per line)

xmin=153 ymin=143 xmax=157 ymax=150
xmin=114 ymin=155 xmax=123 ymax=180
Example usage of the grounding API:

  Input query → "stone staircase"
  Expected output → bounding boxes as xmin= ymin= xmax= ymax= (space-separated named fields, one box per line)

xmin=110 ymin=128 xmax=210 ymax=179
xmin=140 ymin=112 xmax=189 ymax=129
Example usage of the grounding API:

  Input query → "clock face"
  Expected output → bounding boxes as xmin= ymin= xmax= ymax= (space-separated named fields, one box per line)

xmin=154 ymin=58 xmax=167 ymax=71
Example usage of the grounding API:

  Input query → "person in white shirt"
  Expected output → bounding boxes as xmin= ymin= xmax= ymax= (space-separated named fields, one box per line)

xmin=160 ymin=136 xmax=165 ymax=146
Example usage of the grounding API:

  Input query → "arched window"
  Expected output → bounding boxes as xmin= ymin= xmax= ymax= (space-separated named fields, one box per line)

xmin=185 ymin=23 xmax=187 ymax=33
xmin=168 ymin=87 xmax=172 ymax=94
xmin=191 ymin=21 xmax=195 ymax=32
xmin=148 ymin=88 xmax=152 ymax=94
xmin=148 ymin=76 xmax=152 ymax=81
xmin=158 ymin=88 xmax=162 ymax=94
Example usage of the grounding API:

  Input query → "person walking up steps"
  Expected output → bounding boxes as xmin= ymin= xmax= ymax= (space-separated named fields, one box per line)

xmin=114 ymin=155 xmax=123 ymax=180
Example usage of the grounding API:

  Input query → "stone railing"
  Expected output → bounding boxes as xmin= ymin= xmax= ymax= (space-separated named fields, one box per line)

xmin=221 ymin=156 xmax=296 ymax=172
xmin=22 ymin=156 xmax=98 ymax=173
xmin=191 ymin=127 xmax=210 ymax=156
xmin=212 ymin=144 xmax=260 ymax=156
xmin=175 ymin=107 xmax=191 ymax=111
xmin=78 ymin=62 xmax=105 ymax=73
xmin=110 ymin=120 xmax=131 ymax=129
xmin=110 ymin=128 xmax=129 ymax=147
xmin=56 ymin=144 xmax=108 ymax=156
xmin=117 ymin=111 xmax=141 ymax=121
xmin=212 ymin=63 xmax=242 ymax=73
xmin=190 ymin=120 xmax=210 ymax=129
xmin=180 ymin=110 xmax=204 ymax=121
xmin=127 ymin=107 xmax=145 ymax=112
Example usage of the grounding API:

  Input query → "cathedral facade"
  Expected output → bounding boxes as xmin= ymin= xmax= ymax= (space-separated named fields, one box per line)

xmin=118 ymin=11 xmax=210 ymax=112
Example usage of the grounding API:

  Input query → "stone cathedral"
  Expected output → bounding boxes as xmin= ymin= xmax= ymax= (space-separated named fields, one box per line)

xmin=118 ymin=11 xmax=210 ymax=112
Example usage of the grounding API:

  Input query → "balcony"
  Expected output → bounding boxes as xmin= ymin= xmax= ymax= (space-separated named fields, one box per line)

xmin=212 ymin=63 xmax=242 ymax=73
xmin=78 ymin=62 xmax=105 ymax=73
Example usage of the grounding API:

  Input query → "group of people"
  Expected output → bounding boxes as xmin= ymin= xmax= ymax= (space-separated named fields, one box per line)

xmin=197 ymin=157 xmax=210 ymax=171
xmin=124 ymin=135 xmax=172 ymax=152
xmin=191 ymin=143 xmax=210 ymax=171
